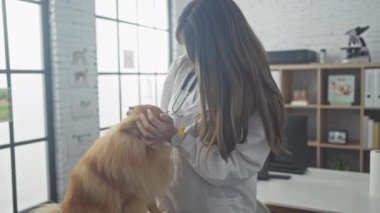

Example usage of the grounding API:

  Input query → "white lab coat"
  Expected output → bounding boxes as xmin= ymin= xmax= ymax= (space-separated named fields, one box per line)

xmin=160 ymin=55 xmax=270 ymax=213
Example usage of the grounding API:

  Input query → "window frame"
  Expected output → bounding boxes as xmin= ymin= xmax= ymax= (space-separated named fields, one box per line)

xmin=96 ymin=0 xmax=173 ymax=131
xmin=0 ymin=0 xmax=56 ymax=212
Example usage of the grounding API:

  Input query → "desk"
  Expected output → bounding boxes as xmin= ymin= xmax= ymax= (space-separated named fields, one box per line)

xmin=257 ymin=168 xmax=380 ymax=213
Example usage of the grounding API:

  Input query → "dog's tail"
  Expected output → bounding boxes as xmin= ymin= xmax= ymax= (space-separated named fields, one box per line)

xmin=31 ymin=203 xmax=62 ymax=213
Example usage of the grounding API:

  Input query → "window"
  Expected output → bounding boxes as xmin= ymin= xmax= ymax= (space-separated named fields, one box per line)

xmin=0 ymin=0 xmax=55 ymax=212
xmin=96 ymin=0 xmax=171 ymax=131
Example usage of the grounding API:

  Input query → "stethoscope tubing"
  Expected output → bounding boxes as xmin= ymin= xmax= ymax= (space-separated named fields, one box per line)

xmin=171 ymin=71 xmax=198 ymax=114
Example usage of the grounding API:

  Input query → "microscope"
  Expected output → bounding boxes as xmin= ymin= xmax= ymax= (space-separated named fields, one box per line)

xmin=341 ymin=26 xmax=371 ymax=63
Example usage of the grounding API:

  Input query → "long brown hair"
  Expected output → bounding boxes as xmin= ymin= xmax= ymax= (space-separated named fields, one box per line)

xmin=176 ymin=0 xmax=284 ymax=160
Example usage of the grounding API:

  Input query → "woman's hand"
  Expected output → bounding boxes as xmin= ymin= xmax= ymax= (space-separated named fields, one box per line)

xmin=128 ymin=107 xmax=177 ymax=142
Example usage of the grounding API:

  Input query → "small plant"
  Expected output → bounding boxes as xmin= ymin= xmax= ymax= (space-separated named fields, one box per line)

xmin=329 ymin=159 xmax=350 ymax=171
xmin=0 ymin=89 xmax=8 ymax=100
xmin=0 ymin=88 xmax=10 ymax=122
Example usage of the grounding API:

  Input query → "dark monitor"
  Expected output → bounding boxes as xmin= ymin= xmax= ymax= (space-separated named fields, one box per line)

xmin=258 ymin=153 xmax=291 ymax=180
xmin=268 ymin=114 xmax=309 ymax=174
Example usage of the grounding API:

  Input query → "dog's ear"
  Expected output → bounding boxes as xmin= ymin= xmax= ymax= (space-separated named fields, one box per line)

xmin=149 ymin=106 xmax=164 ymax=118
xmin=120 ymin=114 xmax=140 ymax=131
xmin=134 ymin=105 xmax=163 ymax=117
xmin=119 ymin=105 xmax=162 ymax=131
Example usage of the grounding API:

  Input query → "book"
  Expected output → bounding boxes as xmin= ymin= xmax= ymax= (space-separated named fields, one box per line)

xmin=271 ymin=70 xmax=282 ymax=91
xmin=364 ymin=69 xmax=375 ymax=107
xmin=368 ymin=119 xmax=374 ymax=149
xmin=363 ymin=116 xmax=369 ymax=149
xmin=374 ymin=122 xmax=380 ymax=149
xmin=375 ymin=70 xmax=380 ymax=107
xmin=378 ymin=124 xmax=380 ymax=149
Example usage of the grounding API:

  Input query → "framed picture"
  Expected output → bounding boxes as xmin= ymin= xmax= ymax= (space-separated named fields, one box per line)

xmin=328 ymin=130 xmax=348 ymax=144
xmin=328 ymin=75 xmax=355 ymax=105
xmin=0 ymin=88 xmax=11 ymax=122
xmin=124 ymin=50 xmax=135 ymax=69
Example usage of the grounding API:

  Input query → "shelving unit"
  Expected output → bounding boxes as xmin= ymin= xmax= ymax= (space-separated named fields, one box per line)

xmin=271 ymin=62 xmax=380 ymax=172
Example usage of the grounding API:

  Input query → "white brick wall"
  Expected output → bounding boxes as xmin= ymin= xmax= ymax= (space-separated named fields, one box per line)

xmin=172 ymin=0 xmax=380 ymax=63
xmin=49 ymin=0 xmax=99 ymax=200
xmin=47 ymin=0 xmax=380 ymax=201
xmin=170 ymin=0 xmax=191 ymax=57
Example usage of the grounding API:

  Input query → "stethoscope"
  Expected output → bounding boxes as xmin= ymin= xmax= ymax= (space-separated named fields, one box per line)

xmin=170 ymin=71 xmax=198 ymax=114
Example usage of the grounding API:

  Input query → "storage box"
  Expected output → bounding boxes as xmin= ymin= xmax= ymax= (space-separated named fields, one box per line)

xmin=267 ymin=49 xmax=317 ymax=65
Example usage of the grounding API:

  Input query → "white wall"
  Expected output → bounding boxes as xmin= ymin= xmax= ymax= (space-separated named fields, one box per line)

xmin=172 ymin=0 xmax=380 ymax=63
xmin=50 ymin=0 xmax=99 ymax=200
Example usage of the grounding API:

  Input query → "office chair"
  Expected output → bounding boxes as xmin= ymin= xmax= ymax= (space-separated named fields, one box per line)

xmin=257 ymin=200 xmax=271 ymax=213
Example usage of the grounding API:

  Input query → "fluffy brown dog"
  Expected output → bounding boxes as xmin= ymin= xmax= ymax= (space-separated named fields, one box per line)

xmin=33 ymin=105 xmax=173 ymax=213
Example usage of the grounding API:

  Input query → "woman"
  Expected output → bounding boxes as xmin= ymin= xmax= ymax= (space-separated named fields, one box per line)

xmin=131 ymin=0 xmax=284 ymax=212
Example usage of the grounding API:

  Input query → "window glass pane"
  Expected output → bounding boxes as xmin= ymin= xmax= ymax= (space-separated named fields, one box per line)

xmin=98 ymin=75 xmax=120 ymax=128
xmin=12 ymin=74 xmax=46 ymax=142
xmin=0 ymin=4 xmax=5 ymax=69
xmin=154 ymin=30 xmax=169 ymax=73
xmin=138 ymin=27 xmax=155 ymax=73
xmin=6 ymin=0 xmax=43 ymax=70
xmin=121 ymin=75 xmax=139 ymax=115
xmin=100 ymin=129 xmax=109 ymax=137
xmin=96 ymin=19 xmax=118 ymax=72
xmin=154 ymin=0 xmax=168 ymax=29
xmin=140 ymin=75 xmax=156 ymax=105
xmin=118 ymin=0 xmax=137 ymax=23
xmin=139 ymin=29 xmax=169 ymax=73
xmin=0 ymin=74 xmax=10 ymax=145
xmin=119 ymin=23 xmax=138 ymax=73
xmin=156 ymin=75 xmax=166 ymax=106
xmin=0 ymin=149 xmax=13 ymax=213
xmin=0 ymin=121 xmax=9 ymax=145
xmin=16 ymin=142 xmax=48 ymax=211
xmin=95 ymin=0 xmax=116 ymax=18
xmin=137 ymin=0 xmax=154 ymax=27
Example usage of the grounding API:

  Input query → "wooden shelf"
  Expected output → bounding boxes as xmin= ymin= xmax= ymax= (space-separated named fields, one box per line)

xmin=271 ymin=62 xmax=380 ymax=172
xmin=363 ymin=148 xmax=377 ymax=151
xmin=270 ymin=62 xmax=380 ymax=71
xmin=320 ymin=143 xmax=361 ymax=150
xmin=364 ymin=107 xmax=380 ymax=110
xmin=320 ymin=105 xmax=361 ymax=110
xmin=285 ymin=104 xmax=318 ymax=109
xmin=308 ymin=141 xmax=318 ymax=147
xmin=285 ymin=104 xmax=362 ymax=109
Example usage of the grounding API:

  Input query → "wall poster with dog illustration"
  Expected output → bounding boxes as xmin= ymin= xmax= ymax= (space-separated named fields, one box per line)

xmin=71 ymin=68 xmax=90 ymax=87
xmin=328 ymin=75 xmax=355 ymax=105
xmin=70 ymin=48 xmax=91 ymax=87
xmin=71 ymin=93 xmax=96 ymax=120
xmin=67 ymin=128 xmax=94 ymax=161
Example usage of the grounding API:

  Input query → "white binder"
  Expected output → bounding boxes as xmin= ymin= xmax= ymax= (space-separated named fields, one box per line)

xmin=368 ymin=118 xmax=374 ymax=149
xmin=375 ymin=69 xmax=380 ymax=107
xmin=271 ymin=70 xmax=282 ymax=92
xmin=363 ymin=116 xmax=369 ymax=149
xmin=365 ymin=69 xmax=375 ymax=107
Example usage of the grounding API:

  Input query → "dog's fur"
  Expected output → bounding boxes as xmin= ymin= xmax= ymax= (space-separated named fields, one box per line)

xmin=33 ymin=105 xmax=173 ymax=213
